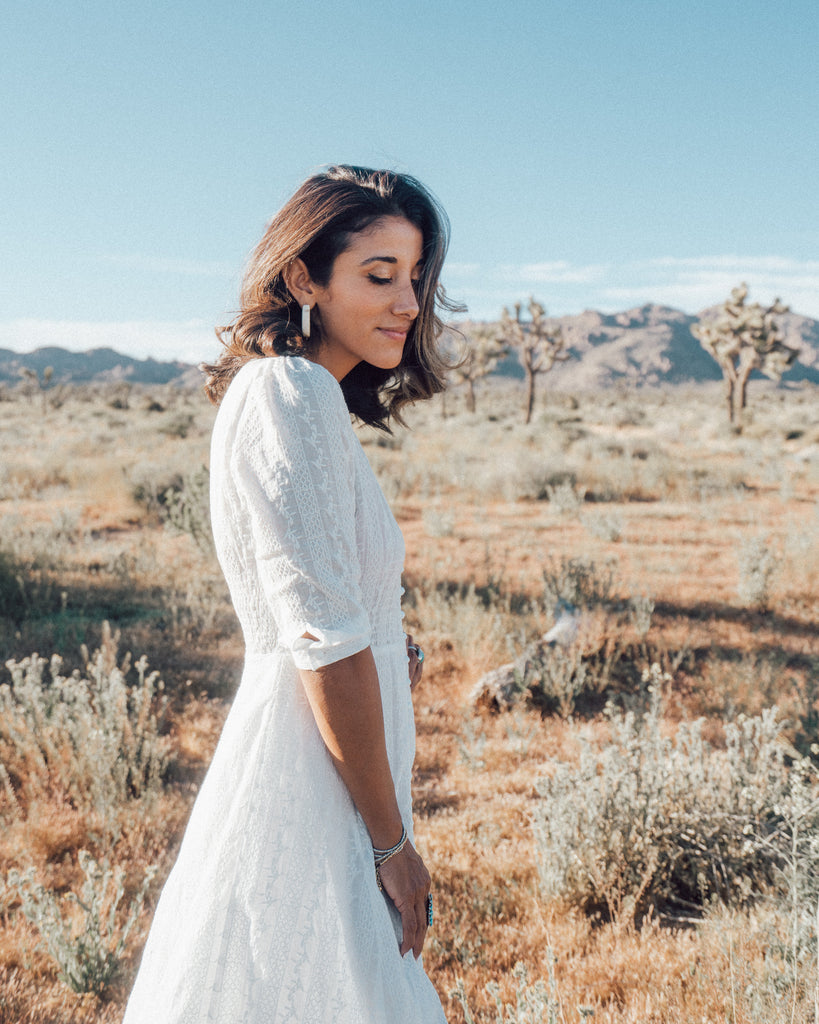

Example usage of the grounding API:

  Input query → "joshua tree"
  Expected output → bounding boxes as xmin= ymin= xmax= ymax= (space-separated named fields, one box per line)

xmin=692 ymin=283 xmax=798 ymax=432
xmin=449 ymin=324 xmax=509 ymax=413
xmin=19 ymin=365 xmax=59 ymax=412
xmin=500 ymin=298 xmax=568 ymax=424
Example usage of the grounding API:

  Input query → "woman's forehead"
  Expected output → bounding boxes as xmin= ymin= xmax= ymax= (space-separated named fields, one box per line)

xmin=345 ymin=216 xmax=423 ymax=262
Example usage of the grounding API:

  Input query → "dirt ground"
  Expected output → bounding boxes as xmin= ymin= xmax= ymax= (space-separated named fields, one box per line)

xmin=0 ymin=375 xmax=817 ymax=1022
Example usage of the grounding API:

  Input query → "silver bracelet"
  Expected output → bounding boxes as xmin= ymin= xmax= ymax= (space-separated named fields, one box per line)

xmin=373 ymin=826 xmax=408 ymax=867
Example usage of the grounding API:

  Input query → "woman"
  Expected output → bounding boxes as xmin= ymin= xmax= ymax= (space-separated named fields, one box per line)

xmin=123 ymin=166 xmax=459 ymax=1023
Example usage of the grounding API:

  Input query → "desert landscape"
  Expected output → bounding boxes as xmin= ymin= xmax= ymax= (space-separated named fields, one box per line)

xmin=1 ymin=303 xmax=818 ymax=1023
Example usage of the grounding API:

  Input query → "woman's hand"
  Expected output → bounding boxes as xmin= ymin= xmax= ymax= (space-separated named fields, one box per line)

xmin=377 ymin=841 xmax=431 ymax=958
xmin=406 ymin=634 xmax=424 ymax=692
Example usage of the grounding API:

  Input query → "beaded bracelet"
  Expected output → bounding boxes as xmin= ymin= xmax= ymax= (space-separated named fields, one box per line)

xmin=373 ymin=826 xmax=408 ymax=890
xmin=373 ymin=826 xmax=408 ymax=866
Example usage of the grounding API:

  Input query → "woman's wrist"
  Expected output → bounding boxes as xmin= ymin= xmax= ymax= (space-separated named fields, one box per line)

xmin=373 ymin=825 xmax=410 ymax=892
xmin=373 ymin=825 xmax=408 ymax=864
xmin=368 ymin=818 xmax=405 ymax=851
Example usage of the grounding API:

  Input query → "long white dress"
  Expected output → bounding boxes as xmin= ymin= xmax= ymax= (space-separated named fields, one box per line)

xmin=123 ymin=355 xmax=447 ymax=1023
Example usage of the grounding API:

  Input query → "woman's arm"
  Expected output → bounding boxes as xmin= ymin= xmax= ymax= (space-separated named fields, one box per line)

xmin=298 ymin=646 xmax=431 ymax=959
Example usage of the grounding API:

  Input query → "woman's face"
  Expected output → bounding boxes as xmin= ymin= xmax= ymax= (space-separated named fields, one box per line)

xmin=310 ymin=216 xmax=424 ymax=381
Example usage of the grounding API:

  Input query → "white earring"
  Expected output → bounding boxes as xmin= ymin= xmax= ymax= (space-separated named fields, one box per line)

xmin=301 ymin=303 xmax=311 ymax=339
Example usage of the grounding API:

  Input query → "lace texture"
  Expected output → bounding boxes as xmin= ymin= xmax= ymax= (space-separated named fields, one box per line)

xmin=123 ymin=357 xmax=446 ymax=1023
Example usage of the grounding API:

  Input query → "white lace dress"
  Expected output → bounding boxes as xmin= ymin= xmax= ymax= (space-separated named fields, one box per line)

xmin=123 ymin=356 xmax=447 ymax=1024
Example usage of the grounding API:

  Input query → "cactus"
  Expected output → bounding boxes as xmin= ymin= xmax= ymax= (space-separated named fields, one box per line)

xmin=500 ymin=298 xmax=568 ymax=424
xmin=692 ymin=283 xmax=798 ymax=431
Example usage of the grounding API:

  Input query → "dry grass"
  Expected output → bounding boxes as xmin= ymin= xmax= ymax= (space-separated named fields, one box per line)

xmin=1 ymin=375 xmax=818 ymax=1021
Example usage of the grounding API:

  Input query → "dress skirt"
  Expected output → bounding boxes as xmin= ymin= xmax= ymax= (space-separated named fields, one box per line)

xmin=123 ymin=643 xmax=445 ymax=1024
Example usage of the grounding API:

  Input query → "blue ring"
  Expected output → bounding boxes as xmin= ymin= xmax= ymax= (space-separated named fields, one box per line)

xmin=409 ymin=644 xmax=425 ymax=665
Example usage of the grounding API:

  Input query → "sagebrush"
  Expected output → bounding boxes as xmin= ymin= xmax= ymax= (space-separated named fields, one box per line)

xmin=534 ymin=667 xmax=819 ymax=923
xmin=0 ymin=623 xmax=172 ymax=840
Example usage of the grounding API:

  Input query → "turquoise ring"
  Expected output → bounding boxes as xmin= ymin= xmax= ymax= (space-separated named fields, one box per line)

xmin=408 ymin=643 xmax=425 ymax=665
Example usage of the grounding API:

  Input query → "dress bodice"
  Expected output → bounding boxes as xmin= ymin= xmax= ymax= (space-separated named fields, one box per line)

xmin=209 ymin=356 xmax=406 ymax=666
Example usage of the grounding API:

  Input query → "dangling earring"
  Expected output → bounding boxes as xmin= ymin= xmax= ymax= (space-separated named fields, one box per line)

xmin=301 ymin=303 xmax=311 ymax=340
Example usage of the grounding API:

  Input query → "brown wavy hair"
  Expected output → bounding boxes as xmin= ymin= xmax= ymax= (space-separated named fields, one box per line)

xmin=202 ymin=165 xmax=462 ymax=429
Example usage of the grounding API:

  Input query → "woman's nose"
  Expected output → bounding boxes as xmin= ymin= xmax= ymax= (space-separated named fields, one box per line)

xmin=393 ymin=280 xmax=420 ymax=319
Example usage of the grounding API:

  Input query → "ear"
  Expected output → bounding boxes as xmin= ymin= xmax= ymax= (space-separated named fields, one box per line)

xmin=282 ymin=258 xmax=318 ymax=306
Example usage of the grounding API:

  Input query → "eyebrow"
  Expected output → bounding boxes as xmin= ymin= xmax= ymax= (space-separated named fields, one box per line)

xmin=359 ymin=256 xmax=424 ymax=267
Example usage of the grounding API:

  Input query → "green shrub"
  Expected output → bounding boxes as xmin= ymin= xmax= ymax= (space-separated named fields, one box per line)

xmin=737 ymin=534 xmax=780 ymax=609
xmin=583 ymin=511 xmax=624 ymax=542
xmin=159 ymin=412 xmax=195 ymax=439
xmin=544 ymin=480 xmax=583 ymax=518
xmin=451 ymin=960 xmax=594 ymax=1023
xmin=0 ymin=623 xmax=172 ymax=839
xmin=131 ymin=465 xmax=213 ymax=554
xmin=161 ymin=466 xmax=213 ymax=554
xmin=4 ymin=850 xmax=155 ymax=994
xmin=131 ymin=471 xmax=183 ymax=517
xmin=508 ymin=560 xmax=637 ymax=715
xmin=422 ymin=505 xmax=456 ymax=539
xmin=0 ymin=551 xmax=24 ymax=620
xmin=533 ymin=668 xmax=819 ymax=923
xmin=541 ymin=556 xmax=617 ymax=612
xmin=0 ymin=546 xmax=62 ymax=623
xmin=528 ymin=644 xmax=589 ymax=718
xmin=404 ymin=577 xmax=529 ymax=669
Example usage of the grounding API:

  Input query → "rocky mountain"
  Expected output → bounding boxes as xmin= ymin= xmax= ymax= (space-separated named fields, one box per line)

xmin=0 ymin=346 xmax=196 ymax=386
xmin=2 ymin=306 xmax=818 ymax=390
xmin=486 ymin=304 xmax=819 ymax=389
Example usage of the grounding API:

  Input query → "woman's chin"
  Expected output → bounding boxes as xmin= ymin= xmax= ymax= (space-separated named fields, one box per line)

xmin=365 ymin=353 xmax=404 ymax=372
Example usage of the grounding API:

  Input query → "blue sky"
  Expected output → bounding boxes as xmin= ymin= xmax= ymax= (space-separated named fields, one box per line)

xmin=2 ymin=0 xmax=817 ymax=361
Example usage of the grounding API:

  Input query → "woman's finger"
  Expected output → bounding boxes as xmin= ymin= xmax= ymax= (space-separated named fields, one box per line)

xmin=413 ymin=892 xmax=429 ymax=958
xmin=398 ymin=903 xmax=418 ymax=957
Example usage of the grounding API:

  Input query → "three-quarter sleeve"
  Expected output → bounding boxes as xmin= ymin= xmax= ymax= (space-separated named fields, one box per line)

xmin=229 ymin=359 xmax=370 ymax=670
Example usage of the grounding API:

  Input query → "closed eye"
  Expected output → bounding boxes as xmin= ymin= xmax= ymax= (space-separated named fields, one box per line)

xmin=368 ymin=274 xmax=392 ymax=285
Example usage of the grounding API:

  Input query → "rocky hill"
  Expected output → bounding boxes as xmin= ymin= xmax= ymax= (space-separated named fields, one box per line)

xmin=486 ymin=304 xmax=819 ymax=389
xmin=2 ymin=306 xmax=817 ymax=390
xmin=0 ymin=346 xmax=197 ymax=386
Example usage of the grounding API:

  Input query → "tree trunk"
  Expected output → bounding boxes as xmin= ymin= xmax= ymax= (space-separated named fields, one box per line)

xmin=466 ymin=380 xmax=476 ymax=414
xmin=734 ymin=364 xmax=754 ymax=432
xmin=719 ymin=359 xmax=739 ymax=431
xmin=524 ymin=367 xmax=535 ymax=425
xmin=726 ymin=378 xmax=737 ymax=428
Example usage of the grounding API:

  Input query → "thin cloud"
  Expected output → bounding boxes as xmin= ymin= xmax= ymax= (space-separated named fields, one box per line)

xmin=461 ymin=256 xmax=819 ymax=321
xmin=620 ymin=256 xmax=819 ymax=315
xmin=495 ymin=261 xmax=607 ymax=285
xmin=517 ymin=261 xmax=608 ymax=285
xmin=651 ymin=255 xmax=819 ymax=275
